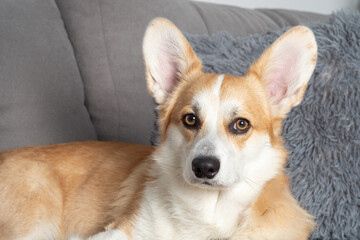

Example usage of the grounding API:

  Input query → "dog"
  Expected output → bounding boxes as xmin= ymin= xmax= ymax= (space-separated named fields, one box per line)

xmin=0 ymin=18 xmax=317 ymax=240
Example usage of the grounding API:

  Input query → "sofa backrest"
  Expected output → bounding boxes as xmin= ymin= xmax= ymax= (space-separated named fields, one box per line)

xmin=55 ymin=0 xmax=328 ymax=145
xmin=0 ymin=0 xmax=327 ymax=151
xmin=0 ymin=0 xmax=97 ymax=151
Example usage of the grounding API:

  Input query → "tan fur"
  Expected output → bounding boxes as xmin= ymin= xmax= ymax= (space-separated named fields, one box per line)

xmin=238 ymin=174 xmax=315 ymax=240
xmin=0 ymin=141 xmax=153 ymax=239
xmin=0 ymin=19 xmax=316 ymax=240
xmin=237 ymin=142 xmax=315 ymax=239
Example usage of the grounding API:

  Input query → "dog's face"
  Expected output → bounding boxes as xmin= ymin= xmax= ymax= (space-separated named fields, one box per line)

xmin=143 ymin=18 xmax=317 ymax=190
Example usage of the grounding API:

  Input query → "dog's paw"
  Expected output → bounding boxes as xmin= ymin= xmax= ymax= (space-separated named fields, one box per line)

xmin=86 ymin=229 xmax=129 ymax=240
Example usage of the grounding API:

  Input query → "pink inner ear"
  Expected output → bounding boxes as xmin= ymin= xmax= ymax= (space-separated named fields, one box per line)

xmin=266 ymin=49 xmax=299 ymax=104
xmin=161 ymin=60 xmax=178 ymax=93
xmin=158 ymin=44 xmax=179 ymax=94
xmin=267 ymin=71 xmax=288 ymax=104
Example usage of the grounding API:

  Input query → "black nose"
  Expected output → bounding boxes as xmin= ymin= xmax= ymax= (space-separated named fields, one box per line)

xmin=192 ymin=156 xmax=220 ymax=179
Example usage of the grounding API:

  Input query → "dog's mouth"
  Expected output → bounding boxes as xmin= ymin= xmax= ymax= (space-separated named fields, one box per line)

xmin=186 ymin=178 xmax=228 ymax=190
xmin=183 ymin=165 xmax=229 ymax=190
xmin=198 ymin=181 xmax=228 ymax=190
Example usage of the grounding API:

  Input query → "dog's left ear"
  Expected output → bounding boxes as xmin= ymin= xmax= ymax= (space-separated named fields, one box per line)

xmin=249 ymin=26 xmax=317 ymax=119
xmin=143 ymin=18 xmax=202 ymax=105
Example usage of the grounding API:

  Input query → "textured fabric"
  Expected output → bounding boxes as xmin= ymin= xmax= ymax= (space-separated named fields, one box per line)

xmin=152 ymin=11 xmax=360 ymax=239
xmin=0 ymin=0 xmax=97 ymax=151
xmin=190 ymin=3 xmax=329 ymax=37
xmin=55 ymin=0 xmax=327 ymax=145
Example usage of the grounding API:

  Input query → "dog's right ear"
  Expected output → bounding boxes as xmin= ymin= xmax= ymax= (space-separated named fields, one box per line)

xmin=143 ymin=18 xmax=202 ymax=104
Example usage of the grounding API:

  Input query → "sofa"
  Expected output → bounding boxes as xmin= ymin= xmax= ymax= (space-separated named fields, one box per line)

xmin=6 ymin=1 xmax=360 ymax=239
xmin=0 ymin=0 xmax=328 ymax=151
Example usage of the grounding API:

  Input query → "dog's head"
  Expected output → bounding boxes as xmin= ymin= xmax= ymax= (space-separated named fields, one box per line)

xmin=143 ymin=18 xmax=317 ymax=190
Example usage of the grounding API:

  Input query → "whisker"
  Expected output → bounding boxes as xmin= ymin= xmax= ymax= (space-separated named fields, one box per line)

xmin=244 ymin=177 xmax=259 ymax=186
xmin=242 ymin=177 xmax=261 ymax=190
xmin=242 ymin=178 xmax=253 ymax=188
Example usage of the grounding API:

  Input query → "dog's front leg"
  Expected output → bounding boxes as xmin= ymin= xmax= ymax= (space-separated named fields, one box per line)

xmin=86 ymin=229 xmax=130 ymax=240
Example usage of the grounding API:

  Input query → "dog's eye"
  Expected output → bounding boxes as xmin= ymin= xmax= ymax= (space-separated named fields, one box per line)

xmin=182 ymin=113 xmax=199 ymax=129
xmin=230 ymin=118 xmax=250 ymax=134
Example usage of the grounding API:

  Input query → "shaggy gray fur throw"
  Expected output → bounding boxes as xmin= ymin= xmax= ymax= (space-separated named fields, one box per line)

xmin=151 ymin=11 xmax=360 ymax=239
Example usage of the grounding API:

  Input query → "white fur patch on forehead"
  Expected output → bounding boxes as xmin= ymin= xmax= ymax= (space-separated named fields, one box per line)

xmin=192 ymin=91 xmax=217 ymax=120
xmin=213 ymin=74 xmax=224 ymax=96
xmin=192 ymin=76 xmax=243 ymax=128
xmin=192 ymin=75 xmax=224 ymax=112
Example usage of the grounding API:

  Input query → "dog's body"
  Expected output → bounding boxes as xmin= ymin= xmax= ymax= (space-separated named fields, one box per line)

xmin=0 ymin=18 xmax=317 ymax=240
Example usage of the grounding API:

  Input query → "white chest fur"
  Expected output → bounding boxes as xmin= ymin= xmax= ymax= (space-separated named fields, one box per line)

xmin=131 ymin=176 xmax=260 ymax=240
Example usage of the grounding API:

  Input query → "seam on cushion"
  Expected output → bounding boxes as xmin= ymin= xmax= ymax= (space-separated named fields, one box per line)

xmin=256 ymin=8 xmax=301 ymax=29
xmin=190 ymin=1 xmax=210 ymax=35
xmin=253 ymin=8 xmax=284 ymax=29
xmin=269 ymin=9 xmax=297 ymax=26
xmin=53 ymin=0 xmax=98 ymax=138
xmin=97 ymin=0 xmax=120 ymax=141
xmin=270 ymin=9 xmax=329 ymax=26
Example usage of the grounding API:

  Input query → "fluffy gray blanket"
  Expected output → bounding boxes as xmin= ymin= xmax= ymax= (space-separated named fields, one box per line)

xmin=152 ymin=11 xmax=360 ymax=239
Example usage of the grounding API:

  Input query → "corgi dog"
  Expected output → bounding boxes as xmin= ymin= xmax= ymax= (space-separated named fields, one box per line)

xmin=0 ymin=18 xmax=317 ymax=240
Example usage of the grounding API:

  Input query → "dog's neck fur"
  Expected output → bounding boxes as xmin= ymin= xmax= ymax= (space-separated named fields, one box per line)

xmin=131 ymin=142 xmax=280 ymax=240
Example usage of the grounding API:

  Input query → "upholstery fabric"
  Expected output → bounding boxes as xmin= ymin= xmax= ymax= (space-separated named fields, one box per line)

xmin=0 ymin=0 xmax=97 ymax=151
xmin=55 ymin=0 xmax=328 ymax=145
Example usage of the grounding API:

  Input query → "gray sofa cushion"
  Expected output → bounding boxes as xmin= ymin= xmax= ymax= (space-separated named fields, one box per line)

xmin=0 ymin=0 xmax=97 ymax=151
xmin=56 ymin=0 xmax=328 ymax=145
